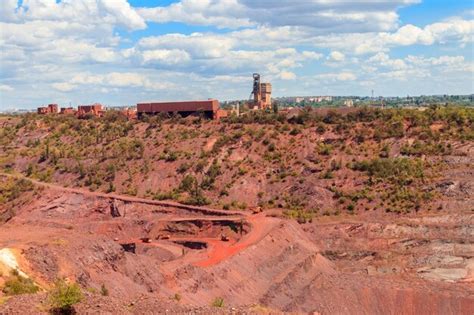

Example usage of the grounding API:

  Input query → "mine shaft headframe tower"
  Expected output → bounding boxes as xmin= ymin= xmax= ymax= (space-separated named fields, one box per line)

xmin=252 ymin=73 xmax=261 ymax=103
xmin=250 ymin=73 xmax=272 ymax=110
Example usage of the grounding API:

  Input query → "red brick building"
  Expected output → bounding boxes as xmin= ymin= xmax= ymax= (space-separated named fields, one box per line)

xmin=137 ymin=100 xmax=222 ymax=119
xmin=60 ymin=107 xmax=75 ymax=115
xmin=37 ymin=103 xmax=59 ymax=115
xmin=48 ymin=104 xmax=59 ymax=114
xmin=77 ymin=103 xmax=104 ymax=117
xmin=37 ymin=107 xmax=49 ymax=114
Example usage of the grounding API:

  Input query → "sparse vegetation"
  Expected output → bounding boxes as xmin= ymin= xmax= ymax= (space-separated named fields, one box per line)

xmin=2 ymin=270 xmax=39 ymax=296
xmin=211 ymin=297 xmax=224 ymax=307
xmin=179 ymin=174 xmax=210 ymax=206
xmin=351 ymin=157 xmax=424 ymax=185
xmin=0 ymin=178 xmax=34 ymax=204
xmin=1 ymin=105 xmax=472 ymax=220
xmin=100 ymin=284 xmax=109 ymax=296
xmin=48 ymin=279 xmax=83 ymax=314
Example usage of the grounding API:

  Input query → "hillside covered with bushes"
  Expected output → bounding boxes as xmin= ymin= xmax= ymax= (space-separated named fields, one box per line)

xmin=1 ymin=106 xmax=473 ymax=220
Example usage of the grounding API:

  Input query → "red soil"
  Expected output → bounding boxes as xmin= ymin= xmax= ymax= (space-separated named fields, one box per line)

xmin=194 ymin=214 xmax=277 ymax=267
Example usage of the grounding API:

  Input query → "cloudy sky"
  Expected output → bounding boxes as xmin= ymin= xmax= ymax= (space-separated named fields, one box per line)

xmin=0 ymin=0 xmax=473 ymax=110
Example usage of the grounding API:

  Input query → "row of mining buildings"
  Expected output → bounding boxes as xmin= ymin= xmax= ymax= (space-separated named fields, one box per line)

xmin=136 ymin=73 xmax=272 ymax=119
xmin=39 ymin=74 xmax=272 ymax=120
xmin=37 ymin=103 xmax=107 ymax=118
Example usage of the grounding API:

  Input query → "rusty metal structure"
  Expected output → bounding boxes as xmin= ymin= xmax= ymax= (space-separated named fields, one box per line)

xmin=137 ymin=100 xmax=224 ymax=120
xmin=250 ymin=73 xmax=272 ymax=110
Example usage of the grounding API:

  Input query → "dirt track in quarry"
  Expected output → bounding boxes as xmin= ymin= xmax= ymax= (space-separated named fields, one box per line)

xmin=194 ymin=214 xmax=279 ymax=267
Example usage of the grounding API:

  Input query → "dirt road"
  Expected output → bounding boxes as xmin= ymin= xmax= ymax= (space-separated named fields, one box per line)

xmin=0 ymin=172 xmax=247 ymax=217
xmin=194 ymin=214 xmax=280 ymax=267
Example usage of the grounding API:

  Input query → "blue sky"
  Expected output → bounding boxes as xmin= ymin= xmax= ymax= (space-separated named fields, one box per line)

xmin=0 ymin=0 xmax=473 ymax=110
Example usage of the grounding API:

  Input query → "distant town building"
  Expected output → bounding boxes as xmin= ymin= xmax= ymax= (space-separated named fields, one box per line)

xmin=291 ymin=96 xmax=333 ymax=104
xmin=344 ymin=99 xmax=354 ymax=107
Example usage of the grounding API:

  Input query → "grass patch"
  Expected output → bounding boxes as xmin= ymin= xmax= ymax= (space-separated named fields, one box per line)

xmin=2 ymin=270 xmax=39 ymax=296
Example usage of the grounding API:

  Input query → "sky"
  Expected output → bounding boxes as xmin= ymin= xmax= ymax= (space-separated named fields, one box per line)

xmin=0 ymin=0 xmax=473 ymax=110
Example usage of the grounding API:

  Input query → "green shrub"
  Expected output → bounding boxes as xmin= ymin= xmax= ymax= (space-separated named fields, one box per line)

xmin=0 ymin=178 xmax=34 ymax=204
xmin=289 ymin=128 xmax=301 ymax=136
xmin=212 ymin=135 xmax=231 ymax=153
xmin=172 ymin=292 xmax=181 ymax=302
xmin=2 ymin=270 xmax=39 ymax=295
xmin=321 ymin=170 xmax=334 ymax=179
xmin=351 ymin=158 xmax=424 ymax=185
xmin=200 ymin=162 xmax=221 ymax=190
xmin=165 ymin=151 xmax=178 ymax=162
xmin=194 ymin=160 xmax=207 ymax=173
xmin=115 ymin=138 xmax=144 ymax=160
xmin=178 ymin=174 xmax=210 ymax=206
xmin=100 ymin=284 xmax=109 ymax=296
xmin=316 ymin=123 xmax=326 ymax=134
xmin=48 ymin=279 xmax=82 ymax=314
xmin=183 ymin=194 xmax=210 ymax=206
xmin=283 ymin=209 xmax=313 ymax=223
xmin=153 ymin=190 xmax=180 ymax=201
xmin=373 ymin=120 xmax=404 ymax=141
xmin=317 ymin=143 xmax=332 ymax=156
xmin=177 ymin=162 xmax=191 ymax=174
xmin=211 ymin=297 xmax=224 ymax=308
xmin=400 ymin=140 xmax=452 ymax=156
xmin=179 ymin=175 xmax=198 ymax=192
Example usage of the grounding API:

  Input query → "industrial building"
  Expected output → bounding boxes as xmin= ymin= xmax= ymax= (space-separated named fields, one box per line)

xmin=121 ymin=108 xmax=137 ymax=120
xmin=60 ymin=107 xmax=75 ymax=115
xmin=137 ymin=99 xmax=226 ymax=120
xmin=77 ymin=103 xmax=104 ymax=117
xmin=37 ymin=104 xmax=59 ymax=115
xmin=37 ymin=102 xmax=137 ymax=119
xmin=34 ymin=73 xmax=272 ymax=120
xmin=250 ymin=73 xmax=272 ymax=110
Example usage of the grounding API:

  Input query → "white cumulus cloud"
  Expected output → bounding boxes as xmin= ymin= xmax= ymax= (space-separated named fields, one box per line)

xmin=0 ymin=84 xmax=14 ymax=92
xmin=52 ymin=82 xmax=76 ymax=92
xmin=328 ymin=51 xmax=346 ymax=62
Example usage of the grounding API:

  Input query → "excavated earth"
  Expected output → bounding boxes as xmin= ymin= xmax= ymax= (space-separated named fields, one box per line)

xmin=0 ymin=174 xmax=473 ymax=314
